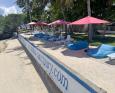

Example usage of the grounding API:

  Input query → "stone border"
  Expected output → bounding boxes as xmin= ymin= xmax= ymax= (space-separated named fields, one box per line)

xmin=18 ymin=35 xmax=106 ymax=93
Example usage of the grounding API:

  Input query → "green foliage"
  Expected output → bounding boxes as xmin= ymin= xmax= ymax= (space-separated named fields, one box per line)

xmin=72 ymin=34 xmax=115 ymax=46
xmin=16 ymin=0 xmax=115 ymax=22
xmin=0 ymin=14 xmax=25 ymax=40
xmin=0 ymin=16 xmax=5 ymax=34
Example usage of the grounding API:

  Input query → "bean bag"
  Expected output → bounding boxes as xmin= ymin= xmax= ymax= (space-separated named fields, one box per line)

xmin=34 ymin=33 xmax=45 ymax=38
xmin=67 ymin=41 xmax=89 ymax=50
xmin=87 ymin=44 xmax=115 ymax=58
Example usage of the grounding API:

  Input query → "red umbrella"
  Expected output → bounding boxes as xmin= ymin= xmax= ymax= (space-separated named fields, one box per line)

xmin=70 ymin=16 xmax=109 ymax=25
xmin=48 ymin=20 xmax=70 ymax=26
xmin=36 ymin=22 xmax=47 ymax=26
xmin=28 ymin=22 xmax=37 ymax=25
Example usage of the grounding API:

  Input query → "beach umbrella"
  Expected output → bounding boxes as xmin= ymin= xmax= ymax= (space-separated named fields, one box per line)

xmin=70 ymin=16 xmax=109 ymax=41
xmin=48 ymin=20 xmax=70 ymax=37
xmin=70 ymin=16 xmax=109 ymax=25
xmin=28 ymin=22 xmax=37 ymax=25
xmin=36 ymin=22 xmax=48 ymax=33
xmin=36 ymin=22 xmax=47 ymax=26
xmin=28 ymin=22 xmax=37 ymax=34
xmin=48 ymin=20 xmax=70 ymax=26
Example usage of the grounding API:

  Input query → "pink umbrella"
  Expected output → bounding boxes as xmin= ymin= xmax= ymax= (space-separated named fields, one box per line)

xmin=36 ymin=22 xmax=47 ymax=26
xmin=70 ymin=16 xmax=109 ymax=25
xmin=48 ymin=20 xmax=70 ymax=26
xmin=28 ymin=22 xmax=37 ymax=25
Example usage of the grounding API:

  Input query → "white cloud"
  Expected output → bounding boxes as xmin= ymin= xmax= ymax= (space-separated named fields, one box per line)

xmin=0 ymin=5 xmax=22 ymax=16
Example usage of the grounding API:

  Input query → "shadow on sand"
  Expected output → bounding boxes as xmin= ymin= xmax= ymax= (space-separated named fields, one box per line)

xmin=42 ymin=42 xmax=65 ymax=50
xmin=105 ymin=59 xmax=115 ymax=65
xmin=5 ymin=46 xmax=23 ymax=53
xmin=61 ymin=49 xmax=89 ymax=58
xmin=29 ymin=36 xmax=66 ymax=50
xmin=5 ymin=45 xmax=29 ymax=60
xmin=29 ymin=36 xmax=39 ymax=41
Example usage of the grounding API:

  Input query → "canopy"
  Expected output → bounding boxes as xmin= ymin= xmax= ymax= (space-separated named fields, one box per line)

xmin=28 ymin=22 xmax=37 ymax=25
xmin=48 ymin=20 xmax=70 ymax=26
xmin=70 ymin=16 xmax=109 ymax=25
xmin=36 ymin=22 xmax=47 ymax=26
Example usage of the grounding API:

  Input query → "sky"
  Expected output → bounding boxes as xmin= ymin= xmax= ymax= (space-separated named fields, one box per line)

xmin=0 ymin=0 xmax=22 ymax=16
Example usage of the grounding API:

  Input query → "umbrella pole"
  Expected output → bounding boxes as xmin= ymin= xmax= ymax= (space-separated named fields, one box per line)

xmin=88 ymin=24 xmax=93 ymax=41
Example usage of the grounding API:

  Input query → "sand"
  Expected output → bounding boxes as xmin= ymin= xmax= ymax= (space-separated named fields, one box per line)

xmin=27 ymin=36 xmax=115 ymax=93
xmin=0 ymin=39 xmax=48 ymax=93
xmin=0 ymin=40 xmax=7 ymax=53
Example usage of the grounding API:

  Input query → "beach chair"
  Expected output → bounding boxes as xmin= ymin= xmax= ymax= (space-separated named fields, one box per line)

xmin=67 ymin=41 xmax=89 ymax=50
xmin=107 ymin=53 xmax=115 ymax=61
xmin=87 ymin=44 xmax=115 ymax=58
xmin=34 ymin=33 xmax=45 ymax=38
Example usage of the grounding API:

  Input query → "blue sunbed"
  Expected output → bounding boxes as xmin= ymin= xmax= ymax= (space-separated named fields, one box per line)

xmin=67 ymin=41 xmax=89 ymax=50
xmin=87 ymin=44 xmax=115 ymax=58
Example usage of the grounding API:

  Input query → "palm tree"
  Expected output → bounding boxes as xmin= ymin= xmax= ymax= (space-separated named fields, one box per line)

xmin=87 ymin=0 xmax=91 ymax=16
xmin=16 ymin=0 xmax=32 ymax=22
xmin=87 ymin=0 xmax=93 ymax=41
xmin=54 ymin=0 xmax=73 ymax=20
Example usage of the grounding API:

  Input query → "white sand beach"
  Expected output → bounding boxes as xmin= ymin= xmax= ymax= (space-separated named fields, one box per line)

xmin=0 ymin=40 xmax=7 ymax=53
xmin=0 ymin=39 xmax=48 ymax=93
xmin=27 ymin=35 xmax=115 ymax=93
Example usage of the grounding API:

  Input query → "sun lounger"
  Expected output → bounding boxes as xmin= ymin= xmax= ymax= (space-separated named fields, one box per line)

xmin=107 ymin=53 xmax=115 ymax=61
xmin=34 ymin=33 xmax=45 ymax=38
xmin=67 ymin=41 xmax=89 ymax=50
xmin=87 ymin=44 xmax=115 ymax=58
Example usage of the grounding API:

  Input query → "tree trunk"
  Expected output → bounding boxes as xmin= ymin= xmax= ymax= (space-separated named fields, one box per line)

xmin=87 ymin=0 xmax=93 ymax=41
xmin=87 ymin=0 xmax=91 ymax=16
xmin=26 ymin=0 xmax=31 ymax=22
